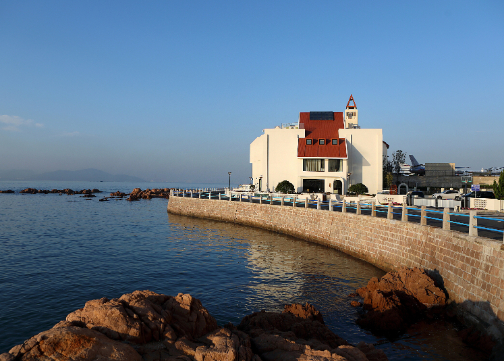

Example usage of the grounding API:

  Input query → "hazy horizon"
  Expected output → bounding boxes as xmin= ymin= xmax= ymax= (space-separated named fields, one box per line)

xmin=2 ymin=1 xmax=503 ymax=184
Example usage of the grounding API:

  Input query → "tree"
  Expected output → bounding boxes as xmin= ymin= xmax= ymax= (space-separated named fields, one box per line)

xmin=493 ymin=170 xmax=504 ymax=200
xmin=392 ymin=150 xmax=406 ymax=176
xmin=275 ymin=180 xmax=295 ymax=194
xmin=383 ymin=155 xmax=393 ymax=189
xmin=348 ymin=183 xmax=368 ymax=195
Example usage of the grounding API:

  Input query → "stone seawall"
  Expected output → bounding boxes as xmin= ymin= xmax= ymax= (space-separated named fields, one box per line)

xmin=167 ymin=197 xmax=504 ymax=339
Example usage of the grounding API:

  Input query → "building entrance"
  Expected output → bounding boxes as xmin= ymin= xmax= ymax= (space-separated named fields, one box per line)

xmin=303 ymin=179 xmax=324 ymax=193
xmin=333 ymin=180 xmax=343 ymax=194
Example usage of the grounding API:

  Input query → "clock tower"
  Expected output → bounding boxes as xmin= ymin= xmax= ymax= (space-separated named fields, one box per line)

xmin=345 ymin=95 xmax=359 ymax=129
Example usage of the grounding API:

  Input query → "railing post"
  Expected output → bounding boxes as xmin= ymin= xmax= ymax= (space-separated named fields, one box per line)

xmin=304 ymin=198 xmax=307 ymax=208
xmin=371 ymin=202 xmax=376 ymax=217
xmin=239 ymin=194 xmax=242 ymax=202
xmin=229 ymin=192 xmax=232 ymax=201
xmin=317 ymin=200 xmax=321 ymax=210
xmin=270 ymin=195 xmax=273 ymax=205
xmin=356 ymin=201 xmax=361 ymax=215
xmin=259 ymin=196 xmax=263 ymax=204
xmin=401 ymin=203 xmax=408 ymax=222
xmin=469 ymin=210 xmax=478 ymax=237
xmin=387 ymin=203 xmax=393 ymax=220
xmin=281 ymin=197 xmax=284 ymax=206
xmin=342 ymin=200 xmax=347 ymax=213
xmin=199 ymin=190 xmax=201 ymax=199
xmin=250 ymin=194 xmax=253 ymax=202
xmin=442 ymin=207 xmax=450 ymax=230
xmin=190 ymin=191 xmax=193 ymax=198
xmin=292 ymin=197 xmax=296 ymax=207
xmin=328 ymin=199 xmax=332 ymax=211
xmin=420 ymin=206 xmax=427 ymax=226
xmin=170 ymin=189 xmax=173 ymax=197
xmin=218 ymin=193 xmax=221 ymax=200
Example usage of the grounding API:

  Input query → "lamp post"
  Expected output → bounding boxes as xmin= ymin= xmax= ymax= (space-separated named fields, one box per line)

xmin=228 ymin=172 xmax=232 ymax=191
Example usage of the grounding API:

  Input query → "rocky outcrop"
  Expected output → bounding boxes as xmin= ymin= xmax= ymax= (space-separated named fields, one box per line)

xmin=354 ymin=267 xmax=447 ymax=334
xmin=126 ymin=188 xmax=171 ymax=201
xmin=1 ymin=290 xmax=387 ymax=361
xmin=3 ymin=322 xmax=142 ymax=361
xmin=2 ymin=187 xmax=171 ymax=200
xmin=18 ymin=188 xmax=102 ymax=195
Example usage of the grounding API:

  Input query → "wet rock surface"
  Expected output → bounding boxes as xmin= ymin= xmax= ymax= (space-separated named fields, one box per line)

xmin=1 ymin=290 xmax=387 ymax=361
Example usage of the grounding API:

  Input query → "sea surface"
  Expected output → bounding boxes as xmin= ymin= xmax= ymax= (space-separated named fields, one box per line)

xmin=0 ymin=181 xmax=487 ymax=360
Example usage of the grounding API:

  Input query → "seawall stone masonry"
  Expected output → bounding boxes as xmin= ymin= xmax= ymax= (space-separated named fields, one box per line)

xmin=168 ymin=196 xmax=504 ymax=341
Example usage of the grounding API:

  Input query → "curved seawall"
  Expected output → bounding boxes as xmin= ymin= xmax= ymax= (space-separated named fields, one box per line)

xmin=167 ymin=196 xmax=504 ymax=339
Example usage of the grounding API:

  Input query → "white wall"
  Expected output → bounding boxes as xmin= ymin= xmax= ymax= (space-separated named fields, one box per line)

xmin=339 ymin=128 xmax=383 ymax=194
xmin=250 ymin=127 xmax=304 ymax=192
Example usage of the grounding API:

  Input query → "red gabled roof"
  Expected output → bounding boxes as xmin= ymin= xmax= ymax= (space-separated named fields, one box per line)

xmin=297 ymin=111 xmax=347 ymax=158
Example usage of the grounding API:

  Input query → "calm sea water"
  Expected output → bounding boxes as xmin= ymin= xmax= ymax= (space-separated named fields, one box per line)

xmin=0 ymin=181 xmax=486 ymax=360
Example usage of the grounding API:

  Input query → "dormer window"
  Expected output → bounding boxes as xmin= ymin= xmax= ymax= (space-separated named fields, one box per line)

xmin=332 ymin=139 xmax=338 ymax=145
xmin=306 ymin=139 xmax=312 ymax=145
xmin=319 ymin=139 xmax=325 ymax=145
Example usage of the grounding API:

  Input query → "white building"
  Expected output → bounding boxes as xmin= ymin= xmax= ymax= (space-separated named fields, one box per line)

xmin=250 ymin=95 xmax=386 ymax=195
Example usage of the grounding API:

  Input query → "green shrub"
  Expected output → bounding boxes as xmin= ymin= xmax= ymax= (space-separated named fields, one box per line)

xmin=275 ymin=180 xmax=295 ymax=194
xmin=348 ymin=183 xmax=368 ymax=195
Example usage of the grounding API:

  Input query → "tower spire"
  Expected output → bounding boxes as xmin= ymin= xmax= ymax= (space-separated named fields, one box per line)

xmin=346 ymin=94 xmax=357 ymax=109
xmin=344 ymin=95 xmax=359 ymax=128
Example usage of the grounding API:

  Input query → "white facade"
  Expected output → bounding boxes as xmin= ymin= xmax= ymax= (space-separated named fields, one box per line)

xmin=250 ymin=97 xmax=385 ymax=195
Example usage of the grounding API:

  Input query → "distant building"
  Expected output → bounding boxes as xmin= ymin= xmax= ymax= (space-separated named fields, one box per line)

xmin=250 ymin=95 xmax=385 ymax=195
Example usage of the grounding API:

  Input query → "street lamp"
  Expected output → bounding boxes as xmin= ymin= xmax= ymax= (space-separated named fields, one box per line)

xmin=228 ymin=172 xmax=232 ymax=190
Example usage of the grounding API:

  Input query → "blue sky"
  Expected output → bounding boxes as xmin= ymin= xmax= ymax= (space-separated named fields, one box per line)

xmin=1 ymin=1 xmax=503 ymax=183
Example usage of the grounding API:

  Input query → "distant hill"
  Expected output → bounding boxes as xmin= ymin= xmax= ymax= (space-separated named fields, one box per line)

xmin=0 ymin=168 xmax=146 ymax=182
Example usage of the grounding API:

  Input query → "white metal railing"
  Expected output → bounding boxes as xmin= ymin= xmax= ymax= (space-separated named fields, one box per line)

xmin=170 ymin=190 xmax=503 ymax=243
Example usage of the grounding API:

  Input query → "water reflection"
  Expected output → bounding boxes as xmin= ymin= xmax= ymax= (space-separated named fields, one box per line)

xmin=166 ymin=213 xmax=488 ymax=361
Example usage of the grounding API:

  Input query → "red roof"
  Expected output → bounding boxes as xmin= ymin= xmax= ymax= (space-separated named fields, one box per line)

xmin=297 ymin=112 xmax=347 ymax=158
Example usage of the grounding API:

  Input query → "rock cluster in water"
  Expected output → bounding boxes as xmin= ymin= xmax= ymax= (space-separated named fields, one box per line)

xmin=351 ymin=267 xmax=447 ymax=334
xmin=0 ymin=188 xmax=172 ymax=201
xmin=0 ymin=290 xmax=387 ymax=361
xmin=19 ymin=188 xmax=101 ymax=195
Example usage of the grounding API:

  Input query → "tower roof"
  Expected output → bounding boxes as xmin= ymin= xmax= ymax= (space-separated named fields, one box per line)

xmin=346 ymin=94 xmax=357 ymax=109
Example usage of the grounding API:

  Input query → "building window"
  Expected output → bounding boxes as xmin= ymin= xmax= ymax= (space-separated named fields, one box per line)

xmin=331 ymin=139 xmax=338 ymax=145
xmin=319 ymin=139 xmax=325 ymax=145
xmin=303 ymin=159 xmax=325 ymax=172
xmin=328 ymin=159 xmax=341 ymax=172
xmin=303 ymin=179 xmax=324 ymax=193
xmin=306 ymin=139 xmax=312 ymax=145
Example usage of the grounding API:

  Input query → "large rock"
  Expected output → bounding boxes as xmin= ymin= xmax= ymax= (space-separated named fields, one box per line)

xmin=239 ymin=306 xmax=348 ymax=349
xmin=4 ymin=322 xmax=141 ymax=361
xmin=236 ymin=304 xmax=386 ymax=361
xmin=66 ymin=290 xmax=218 ymax=343
xmin=355 ymin=267 xmax=447 ymax=334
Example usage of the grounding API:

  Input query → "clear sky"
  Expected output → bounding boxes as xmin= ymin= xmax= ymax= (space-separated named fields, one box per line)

xmin=1 ymin=0 xmax=503 ymax=183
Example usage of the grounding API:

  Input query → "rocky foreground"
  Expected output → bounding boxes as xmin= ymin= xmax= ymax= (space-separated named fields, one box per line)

xmin=2 ymin=268 xmax=498 ymax=360
xmin=1 ymin=291 xmax=387 ymax=361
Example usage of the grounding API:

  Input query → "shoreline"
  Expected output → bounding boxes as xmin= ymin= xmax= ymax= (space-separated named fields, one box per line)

xmin=168 ymin=196 xmax=504 ymax=353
